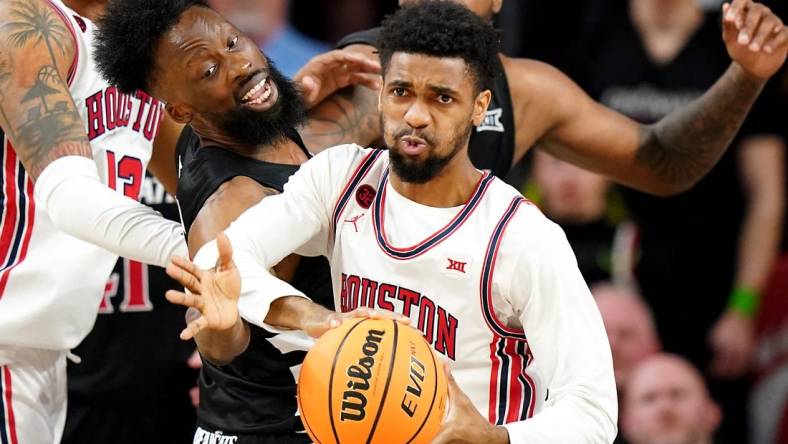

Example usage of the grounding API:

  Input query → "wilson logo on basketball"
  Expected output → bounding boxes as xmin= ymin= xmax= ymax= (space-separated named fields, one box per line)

xmin=341 ymin=328 xmax=386 ymax=421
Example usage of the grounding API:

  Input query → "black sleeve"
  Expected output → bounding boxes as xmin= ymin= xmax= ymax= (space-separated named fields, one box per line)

xmin=175 ymin=124 xmax=200 ymax=175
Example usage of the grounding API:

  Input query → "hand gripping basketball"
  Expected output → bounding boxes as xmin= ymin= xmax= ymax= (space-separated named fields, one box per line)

xmin=165 ymin=233 xmax=241 ymax=340
xmin=303 ymin=306 xmax=412 ymax=339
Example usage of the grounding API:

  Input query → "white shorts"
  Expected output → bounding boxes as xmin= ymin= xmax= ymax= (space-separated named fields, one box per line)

xmin=0 ymin=347 xmax=67 ymax=444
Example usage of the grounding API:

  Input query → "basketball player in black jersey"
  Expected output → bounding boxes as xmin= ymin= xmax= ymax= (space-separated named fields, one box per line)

xmin=302 ymin=0 xmax=788 ymax=191
xmin=94 ymin=1 xmax=399 ymax=442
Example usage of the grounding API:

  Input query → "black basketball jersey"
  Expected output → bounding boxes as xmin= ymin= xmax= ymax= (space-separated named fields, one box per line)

xmin=336 ymin=27 xmax=516 ymax=178
xmin=176 ymin=126 xmax=333 ymax=438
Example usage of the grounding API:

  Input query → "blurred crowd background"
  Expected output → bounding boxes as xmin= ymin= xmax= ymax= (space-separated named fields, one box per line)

xmin=63 ymin=1 xmax=788 ymax=443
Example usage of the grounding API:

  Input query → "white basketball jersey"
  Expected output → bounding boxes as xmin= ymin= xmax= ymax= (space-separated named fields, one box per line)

xmin=0 ymin=0 xmax=164 ymax=352
xmin=328 ymin=148 xmax=543 ymax=424
xmin=217 ymin=144 xmax=616 ymax=440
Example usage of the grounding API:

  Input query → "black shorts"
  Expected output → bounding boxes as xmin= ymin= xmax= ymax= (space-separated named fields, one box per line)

xmin=194 ymin=421 xmax=311 ymax=444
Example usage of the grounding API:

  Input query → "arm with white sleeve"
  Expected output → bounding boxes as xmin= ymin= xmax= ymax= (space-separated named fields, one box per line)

xmin=0 ymin=0 xmax=186 ymax=267
xmin=34 ymin=157 xmax=187 ymax=267
xmin=501 ymin=215 xmax=618 ymax=443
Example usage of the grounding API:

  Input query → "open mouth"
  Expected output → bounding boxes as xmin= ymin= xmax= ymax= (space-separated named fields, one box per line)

xmin=240 ymin=75 xmax=272 ymax=105
xmin=398 ymin=135 xmax=428 ymax=155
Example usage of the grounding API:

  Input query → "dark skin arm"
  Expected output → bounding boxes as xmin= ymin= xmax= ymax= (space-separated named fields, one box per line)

xmin=505 ymin=58 xmax=763 ymax=196
xmin=184 ymin=176 xmax=305 ymax=365
xmin=506 ymin=0 xmax=787 ymax=196
xmin=0 ymin=0 xmax=91 ymax=181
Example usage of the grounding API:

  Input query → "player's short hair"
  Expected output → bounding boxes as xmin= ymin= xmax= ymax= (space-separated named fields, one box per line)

xmin=94 ymin=0 xmax=209 ymax=95
xmin=377 ymin=1 xmax=501 ymax=93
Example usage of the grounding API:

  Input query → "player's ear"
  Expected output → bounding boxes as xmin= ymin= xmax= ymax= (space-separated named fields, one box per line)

xmin=166 ymin=102 xmax=192 ymax=125
xmin=472 ymin=89 xmax=492 ymax=126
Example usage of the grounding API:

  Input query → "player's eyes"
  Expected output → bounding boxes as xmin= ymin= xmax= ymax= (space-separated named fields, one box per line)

xmin=203 ymin=65 xmax=217 ymax=78
xmin=392 ymin=87 xmax=406 ymax=97
xmin=228 ymin=35 xmax=238 ymax=49
xmin=438 ymin=94 xmax=453 ymax=104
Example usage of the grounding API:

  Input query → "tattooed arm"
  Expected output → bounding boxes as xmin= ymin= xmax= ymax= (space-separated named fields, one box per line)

xmin=514 ymin=0 xmax=786 ymax=196
xmin=0 ymin=0 xmax=186 ymax=267
xmin=523 ymin=62 xmax=764 ymax=196
xmin=299 ymin=44 xmax=383 ymax=153
xmin=0 ymin=0 xmax=89 ymax=180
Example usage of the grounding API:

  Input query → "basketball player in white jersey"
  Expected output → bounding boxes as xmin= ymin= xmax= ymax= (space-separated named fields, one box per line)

xmin=167 ymin=3 xmax=617 ymax=442
xmin=0 ymin=0 xmax=380 ymax=441
xmin=0 ymin=0 xmax=189 ymax=441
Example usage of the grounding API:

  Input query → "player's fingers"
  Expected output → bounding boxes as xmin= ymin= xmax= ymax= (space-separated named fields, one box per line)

xmin=298 ymin=75 xmax=320 ymax=105
xmin=316 ymin=50 xmax=380 ymax=72
xmin=340 ymin=307 xmax=410 ymax=325
xmin=443 ymin=361 xmax=459 ymax=395
xmin=170 ymin=255 xmax=205 ymax=282
xmin=365 ymin=307 xmax=412 ymax=325
xmin=751 ymin=15 xmax=782 ymax=51
xmin=215 ymin=232 xmax=235 ymax=271
xmin=340 ymin=53 xmax=381 ymax=74
xmin=727 ymin=0 xmax=750 ymax=29
xmin=181 ymin=316 xmax=209 ymax=341
xmin=763 ymin=26 xmax=788 ymax=53
xmin=429 ymin=429 xmax=454 ymax=444
xmin=167 ymin=263 xmax=202 ymax=295
xmin=348 ymin=72 xmax=382 ymax=91
xmin=166 ymin=289 xmax=204 ymax=310
xmin=749 ymin=8 xmax=780 ymax=52
xmin=739 ymin=3 xmax=765 ymax=46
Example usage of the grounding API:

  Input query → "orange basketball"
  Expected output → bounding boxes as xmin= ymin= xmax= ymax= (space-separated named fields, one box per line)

xmin=298 ymin=318 xmax=448 ymax=444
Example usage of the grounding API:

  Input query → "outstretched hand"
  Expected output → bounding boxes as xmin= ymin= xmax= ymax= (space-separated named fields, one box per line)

xmin=723 ymin=0 xmax=788 ymax=79
xmin=165 ymin=233 xmax=241 ymax=340
xmin=294 ymin=49 xmax=382 ymax=108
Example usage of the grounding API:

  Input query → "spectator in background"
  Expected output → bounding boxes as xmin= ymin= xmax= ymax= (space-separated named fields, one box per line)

xmin=529 ymin=150 xmax=631 ymax=284
xmin=208 ymin=0 xmax=329 ymax=76
xmin=593 ymin=283 xmax=661 ymax=391
xmin=623 ymin=354 xmax=722 ymax=444
xmin=574 ymin=0 xmax=786 ymax=441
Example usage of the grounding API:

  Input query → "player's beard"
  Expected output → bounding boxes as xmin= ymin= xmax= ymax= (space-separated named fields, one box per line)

xmin=387 ymin=122 xmax=471 ymax=184
xmin=216 ymin=59 xmax=306 ymax=148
